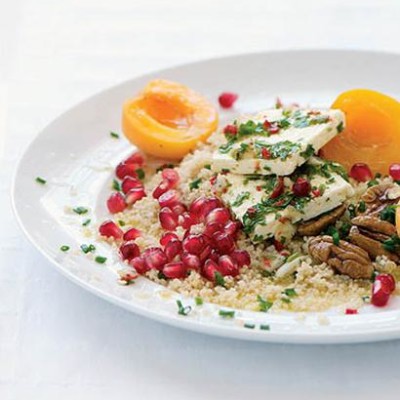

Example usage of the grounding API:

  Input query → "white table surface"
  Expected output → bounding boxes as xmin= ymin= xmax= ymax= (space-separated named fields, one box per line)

xmin=1 ymin=1 xmax=400 ymax=398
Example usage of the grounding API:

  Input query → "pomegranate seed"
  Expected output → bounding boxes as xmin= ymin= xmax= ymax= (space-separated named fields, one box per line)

xmin=172 ymin=203 xmax=187 ymax=216
xmin=143 ymin=247 xmax=167 ymax=271
xmin=204 ymin=222 xmax=224 ymax=237
xmin=273 ymin=239 xmax=285 ymax=252
xmin=218 ymin=255 xmax=239 ymax=277
xmin=152 ymin=180 xmax=170 ymax=199
xmin=389 ymin=163 xmax=400 ymax=181
xmin=159 ymin=207 xmax=179 ymax=230
xmin=130 ymin=256 xmax=149 ymax=274
xmin=270 ymin=177 xmax=284 ymax=199
xmin=107 ymin=192 xmax=126 ymax=213
xmin=209 ymin=249 xmax=221 ymax=262
xmin=124 ymin=151 xmax=144 ymax=166
xmin=160 ymin=232 xmax=179 ymax=246
xmin=158 ymin=190 xmax=180 ymax=208
xmin=223 ymin=124 xmax=238 ymax=135
xmin=198 ymin=244 xmax=212 ymax=262
xmin=345 ymin=308 xmax=358 ymax=315
xmin=121 ymin=177 xmax=143 ymax=194
xmin=164 ymin=238 xmax=182 ymax=261
xmin=190 ymin=196 xmax=223 ymax=221
xmin=179 ymin=212 xmax=196 ymax=229
xmin=181 ymin=252 xmax=201 ymax=271
xmin=119 ymin=241 xmax=140 ymax=261
xmin=371 ymin=279 xmax=392 ymax=307
xmin=182 ymin=234 xmax=207 ymax=255
xmin=263 ymin=120 xmax=271 ymax=130
xmin=375 ymin=274 xmax=396 ymax=293
xmin=231 ymin=249 xmax=251 ymax=267
xmin=125 ymin=187 xmax=146 ymax=205
xmin=311 ymin=188 xmax=321 ymax=197
xmin=224 ymin=220 xmax=241 ymax=238
xmin=161 ymin=168 xmax=179 ymax=187
xmin=206 ymin=207 xmax=231 ymax=225
xmin=218 ymin=92 xmax=238 ymax=109
xmin=203 ymin=259 xmax=220 ymax=281
xmin=99 ymin=220 xmax=123 ymax=239
xmin=292 ymin=177 xmax=311 ymax=197
xmin=261 ymin=147 xmax=271 ymax=159
xmin=269 ymin=124 xmax=280 ymax=134
xmin=349 ymin=163 xmax=373 ymax=182
xmin=163 ymin=262 xmax=188 ymax=279
xmin=123 ymin=228 xmax=141 ymax=241
xmin=213 ymin=231 xmax=235 ymax=254
xmin=116 ymin=161 xmax=137 ymax=179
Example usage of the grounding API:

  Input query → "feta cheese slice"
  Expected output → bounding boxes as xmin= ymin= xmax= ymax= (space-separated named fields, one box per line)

xmin=218 ymin=157 xmax=353 ymax=243
xmin=212 ymin=108 xmax=344 ymax=176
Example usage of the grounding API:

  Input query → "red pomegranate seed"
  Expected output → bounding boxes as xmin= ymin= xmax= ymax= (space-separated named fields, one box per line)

xmin=311 ymin=188 xmax=321 ymax=197
xmin=371 ymin=279 xmax=392 ymax=307
xmin=198 ymin=244 xmax=212 ymax=262
xmin=130 ymin=256 xmax=149 ymax=274
xmin=292 ymin=177 xmax=311 ymax=197
xmin=389 ymin=163 xmax=400 ymax=181
xmin=181 ymin=252 xmax=201 ymax=271
xmin=158 ymin=190 xmax=180 ymax=208
xmin=223 ymin=124 xmax=238 ymax=135
xmin=116 ymin=161 xmax=137 ymax=179
xmin=125 ymin=187 xmax=146 ymax=205
xmin=99 ymin=220 xmax=123 ymax=239
xmin=204 ymin=222 xmax=224 ymax=237
xmin=107 ymin=192 xmax=126 ymax=213
xmin=206 ymin=207 xmax=231 ymax=225
xmin=179 ymin=212 xmax=196 ymax=229
xmin=123 ymin=227 xmax=141 ymax=241
xmin=263 ymin=120 xmax=271 ymax=130
xmin=124 ymin=151 xmax=144 ymax=166
xmin=159 ymin=207 xmax=179 ymax=230
xmin=190 ymin=196 xmax=223 ymax=221
xmin=164 ymin=238 xmax=182 ymax=261
xmin=209 ymin=249 xmax=221 ymax=262
xmin=161 ymin=168 xmax=179 ymax=187
xmin=182 ymin=234 xmax=207 ymax=255
xmin=349 ymin=163 xmax=373 ymax=182
xmin=213 ymin=231 xmax=235 ymax=254
xmin=160 ymin=232 xmax=179 ymax=246
xmin=270 ymin=177 xmax=284 ymax=199
xmin=119 ymin=241 xmax=140 ymax=261
xmin=231 ymin=249 xmax=251 ymax=267
xmin=218 ymin=92 xmax=238 ymax=109
xmin=143 ymin=247 xmax=167 ymax=270
xmin=375 ymin=274 xmax=396 ymax=293
xmin=345 ymin=308 xmax=358 ymax=315
xmin=269 ymin=123 xmax=280 ymax=134
xmin=273 ymin=239 xmax=285 ymax=252
xmin=203 ymin=259 xmax=220 ymax=281
xmin=261 ymin=147 xmax=271 ymax=159
xmin=224 ymin=220 xmax=241 ymax=238
xmin=121 ymin=177 xmax=143 ymax=194
xmin=152 ymin=180 xmax=170 ymax=199
xmin=218 ymin=255 xmax=239 ymax=277
xmin=172 ymin=203 xmax=187 ymax=216
xmin=163 ymin=262 xmax=188 ymax=279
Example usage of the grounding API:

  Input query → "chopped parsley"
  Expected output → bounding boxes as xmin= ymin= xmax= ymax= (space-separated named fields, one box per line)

xmin=136 ymin=168 xmax=145 ymax=180
xmin=35 ymin=176 xmax=47 ymax=185
xmin=382 ymin=235 xmax=400 ymax=253
xmin=299 ymin=144 xmax=315 ymax=159
xmin=380 ymin=205 xmax=397 ymax=224
xmin=203 ymin=164 xmax=211 ymax=170
xmin=326 ymin=226 xmax=340 ymax=245
xmin=94 ymin=256 xmax=107 ymax=264
xmin=219 ymin=309 xmax=235 ymax=318
xmin=283 ymin=288 xmax=297 ymax=297
xmin=112 ymin=179 xmax=121 ymax=191
xmin=257 ymin=295 xmax=273 ymax=312
xmin=358 ymin=201 xmax=366 ymax=213
xmin=214 ymin=271 xmax=226 ymax=287
xmin=244 ymin=323 xmax=255 ymax=329
xmin=60 ymin=245 xmax=70 ymax=252
xmin=337 ymin=121 xmax=344 ymax=133
xmin=81 ymin=244 xmax=96 ymax=254
xmin=189 ymin=178 xmax=202 ymax=190
xmin=73 ymin=206 xmax=89 ymax=215
xmin=110 ymin=131 xmax=119 ymax=139
xmin=195 ymin=296 xmax=204 ymax=306
xmin=118 ymin=219 xmax=126 ymax=227
xmin=254 ymin=140 xmax=300 ymax=161
xmin=82 ymin=219 xmax=91 ymax=227
xmin=176 ymin=300 xmax=192 ymax=316
xmin=231 ymin=191 xmax=251 ymax=207
xmin=260 ymin=324 xmax=270 ymax=331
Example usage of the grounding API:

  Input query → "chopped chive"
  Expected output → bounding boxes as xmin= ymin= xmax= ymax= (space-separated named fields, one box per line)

xmin=95 ymin=256 xmax=107 ymax=264
xmin=260 ymin=324 xmax=270 ymax=331
xmin=189 ymin=178 xmax=202 ymax=190
xmin=195 ymin=296 xmax=204 ymax=306
xmin=244 ymin=323 xmax=255 ymax=329
xmin=204 ymin=164 xmax=212 ymax=170
xmin=60 ymin=245 xmax=70 ymax=252
xmin=283 ymin=288 xmax=297 ymax=297
xmin=281 ymin=297 xmax=291 ymax=304
xmin=176 ymin=300 xmax=192 ymax=316
xmin=82 ymin=219 xmax=91 ymax=227
xmin=257 ymin=295 xmax=273 ymax=312
xmin=35 ymin=176 xmax=47 ymax=185
xmin=136 ymin=168 xmax=145 ymax=180
xmin=219 ymin=309 xmax=235 ymax=318
xmin=73 ymin=206 xmax=89 ymax=215
xmin=112 ymin=179 xmax=121 ymax=191
xmin=358 ymin=200 xmax=366 ymax=213
xmin=118 ymin=219 xmax=126 ymax=227
xmin=214 ymin=271 xmax=226 ymax=287
xmin=80 ymin=244 xmax=96 ymax=254
xmin=110 ymin=131 xmax=120 ymax=139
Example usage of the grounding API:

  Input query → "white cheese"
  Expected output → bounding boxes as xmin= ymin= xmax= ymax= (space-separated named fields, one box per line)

xmin=212 ymin=108 xmax=344 ymax=176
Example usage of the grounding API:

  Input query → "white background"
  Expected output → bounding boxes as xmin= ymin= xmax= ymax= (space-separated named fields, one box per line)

xmin=1 ymin=1 xmax=400 ymax=399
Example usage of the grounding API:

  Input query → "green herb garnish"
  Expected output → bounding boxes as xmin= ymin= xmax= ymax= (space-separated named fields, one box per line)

xmin=95 ymin=256 xmax=107 ymax=264
xmin=358 ymin=201 xmax=366 ymax=213
xmin=73 ymin=206 xmax=89 ymax=215
xmin=118 ymin=220 xmax=126 ymax=227
xmin=257 ymin=295 xmax=273 ymax=312
xmin=326 ymin=226 xmax=340 ymax=245
xmin=219 ymin=309 xmax=235 ymax=318
xmin=35 ymin=176 xmax=47 ymax=185
xmin=189 ymin=178 xmax=202 ymax=190
xmin=80 ymin=244 xmax=96 ymax=254
xmin=244 ymin=323 xmax=255 ymax=329
xmin=214 ymin=271 xmax=226 ymax=287
xmin=260 ymin=324 xmax=270 ymax=331
xmin=82 ymin=219 xmax=91 ymax=227
xmin=380 ymin=205 xmax=397 ymax=224
xmin=112 ymin=179 xmax=121 ymax=191
xmin=60 ymin=245 xmax=70 ymax=252
xmin=299 ymin=144 xmax=315 ymax=159
xmin=231 ymin=191 xmax=251 ymax=207
xmin=110 ymin=131 xmax=119 ymax=139
xmin=195 ymin=296 xmax=204 ymax=306
xmin=136 ymin=168 xmax=145 ymax=180
xmin=382 ymin=235 xmax=400 ymax=253
xmin=176 ymin=300 xmax=192 ymax=316
xmin=283 ymin=288 xmax=297 ymax=297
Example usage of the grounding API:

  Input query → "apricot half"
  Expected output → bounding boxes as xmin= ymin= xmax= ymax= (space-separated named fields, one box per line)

xmin=122 ymin=79 xmax=218 ymax=160
xmin=321 ymin=89 xmax=400 ymax=175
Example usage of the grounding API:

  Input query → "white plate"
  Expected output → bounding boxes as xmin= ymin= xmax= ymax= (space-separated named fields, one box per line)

xmin=12 ymin=50 xmax=400 ymax=344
